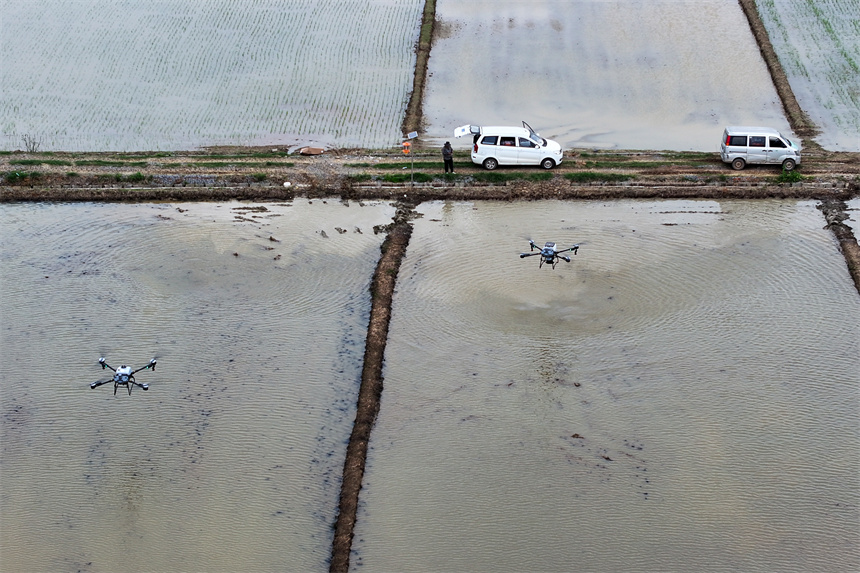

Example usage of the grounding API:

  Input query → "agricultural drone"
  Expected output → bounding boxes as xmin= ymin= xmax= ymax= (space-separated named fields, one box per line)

xmin=520 ymin=240 xmax=580 ymax=269
xmin=91 ymin=357 xmax=156 ymax=395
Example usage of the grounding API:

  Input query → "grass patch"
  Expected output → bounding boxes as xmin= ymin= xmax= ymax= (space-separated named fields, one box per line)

xmin=252 ymin=173 xmax=267 ymax=182
xmin=470 ymin=171 xmax=555 ymax=184
xmin=186 ymin=161 xmax=293 ymax=168
xmin=199 ymin=152 xmax=290 ymax=159
xmin=775 ymin=169 xmax=804 ymax=184
xmin=76 ymin=160 xmax=147 ymax=167
xmin=2 ymin=171 xmax=42 ymax=184
xmin=347 ymin=161 xmax=455 ymax=169
xmin=114 ymin=152 xmax=173 ymax=159
xmin=583 ymin=160 xmax=666 ymax=169
xmin=565 ymin=172 xmax=635 ymax=183
xmin=9 ymin=158 xmax=73 ymax=166
xmin=380 ymin=172 xmax=434 ymax=183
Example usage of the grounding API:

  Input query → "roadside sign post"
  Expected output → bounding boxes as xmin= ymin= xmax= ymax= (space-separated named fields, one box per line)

xmin=403 ymin=131 xmax=418 ymax=186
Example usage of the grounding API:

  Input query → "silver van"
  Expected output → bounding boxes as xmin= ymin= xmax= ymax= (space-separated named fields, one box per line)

xmin=454 ymin=121 xmax=563 ymax=170
xmin=720 ymin=126 xmax=801 ymax=171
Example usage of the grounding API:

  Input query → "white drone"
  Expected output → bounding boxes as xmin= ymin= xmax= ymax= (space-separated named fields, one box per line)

xmin=91 ymin=357 xmax=156 ymax=395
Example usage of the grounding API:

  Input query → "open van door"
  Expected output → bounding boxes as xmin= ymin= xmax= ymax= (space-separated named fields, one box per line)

xmin=522 ymin=121 xmax=545 ymax=146
xmin=454 ymin=125 xmax=480 ymax=138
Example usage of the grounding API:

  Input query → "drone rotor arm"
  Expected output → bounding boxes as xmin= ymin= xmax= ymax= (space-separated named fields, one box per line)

xmin=90 ymin=379 xmax=112 ymax=389
xmin=131 ymin=360 xmax=156 ymax=375
xmin=99 ymin=359 xmax=115 ymax=371
xmin=520 ymin=252 xmax=540 ymax=258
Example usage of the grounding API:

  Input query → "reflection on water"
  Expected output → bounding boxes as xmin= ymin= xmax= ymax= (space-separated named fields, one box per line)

xmin=354 ymin=200 xmax=860 ymax=572
xmin=0 ymin=200 xmax=395 ymax=572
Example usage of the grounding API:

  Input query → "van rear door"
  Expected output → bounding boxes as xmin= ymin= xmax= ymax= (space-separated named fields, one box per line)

xmin=454 ymin=125 xmax=480 ymax=138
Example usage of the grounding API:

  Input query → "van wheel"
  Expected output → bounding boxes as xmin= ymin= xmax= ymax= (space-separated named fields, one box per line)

xmin=483 ymin=158 xmax=498 ymax=170
xmin=731 ymin=158 xmax=745 ymax=170
xmin=540 ymin=158 xmax=555 ymax=170
xmin=782 ymin=158 xmax=796 ymax=171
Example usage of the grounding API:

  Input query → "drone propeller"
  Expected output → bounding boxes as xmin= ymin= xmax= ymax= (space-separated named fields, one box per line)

xmin=132 ymin=358 xmax=157 ymax=375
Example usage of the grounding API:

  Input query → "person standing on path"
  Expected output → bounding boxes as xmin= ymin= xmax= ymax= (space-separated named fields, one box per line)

xmin=442 ymin=141 xmax=454 ymax=173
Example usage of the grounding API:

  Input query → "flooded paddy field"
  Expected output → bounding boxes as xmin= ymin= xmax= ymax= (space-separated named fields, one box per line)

xmin=353 ymin=199 xmax=860 ymax=572
xmin=2 ymin=198 xmax=858 ymax=572
xmin=0 ymin=200 xmax=395 ymax=572
xmin=423 ymin=0 xmax=793 ymax=152
xmin=755 ymin=0 xmax=860 ymax=151
xmin=1 ymin=0 xmax=424 ymax=152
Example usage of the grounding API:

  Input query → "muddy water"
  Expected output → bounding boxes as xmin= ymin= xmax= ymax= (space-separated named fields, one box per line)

xmin=353 ymin=200 xmax=860 ymax=572
xmin=846 ymin=198 xmax=860 ymax=236
xmin=0 ymin=200 xmax=395 ymax=572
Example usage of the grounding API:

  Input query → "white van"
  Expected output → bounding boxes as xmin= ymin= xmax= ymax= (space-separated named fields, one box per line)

xmin=454 ymin=121 xmax=563 ymax=170
xmin=720 ymin=126 xmax=801 ymax=171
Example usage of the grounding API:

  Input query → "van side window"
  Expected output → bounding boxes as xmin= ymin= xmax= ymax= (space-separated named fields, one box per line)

xmin=481 ymin=135 xmax=498 ymax=145
xmin=518 ymin=137 xmax=536 ymax=148
xmin=728 ymin=136 xmax=747 ymax=146
xmin=750 ymin=136 xmax=766 ymax=147
xmin=500 ymin=137 xmax=515 ymax=146
xmin=769 ymin=137 xmax=786 ymax=148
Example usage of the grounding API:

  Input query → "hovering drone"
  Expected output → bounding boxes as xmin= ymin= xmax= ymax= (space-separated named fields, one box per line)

xmin=520 ymin=240 xmax=580 ymax=269
xmin=91 ymin=357 xmax=156 ymax=395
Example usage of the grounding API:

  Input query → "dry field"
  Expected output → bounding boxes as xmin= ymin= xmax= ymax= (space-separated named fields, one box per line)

xmin=755 ymin=0 xmax=860 ymax=151
xmin=423 ymin=0 xmax=793 ymax=152
xmin=1 ymin=0 xmax=424 ymax=152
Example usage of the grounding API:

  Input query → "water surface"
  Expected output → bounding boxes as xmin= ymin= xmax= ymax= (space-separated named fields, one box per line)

xmin=0 ymin=200 xmax=395 ymax=572
xmin=353 ymin=199 xmax=860 ymax=572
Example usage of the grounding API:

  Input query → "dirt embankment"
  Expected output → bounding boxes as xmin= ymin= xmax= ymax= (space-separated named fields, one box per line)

xmin=401 ymin=0 xmax=436 ymax=137
xmin=818 ymin=198 xmax=860 ymax=294
xmin=737 ymin=0 xmax=820 ymax=148
xmin=329 ymin=202 xmax=414 ymax=573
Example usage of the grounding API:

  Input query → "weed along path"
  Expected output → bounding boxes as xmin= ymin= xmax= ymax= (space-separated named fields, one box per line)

xmin=330 ymin=202 xmax=415 ymax=573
